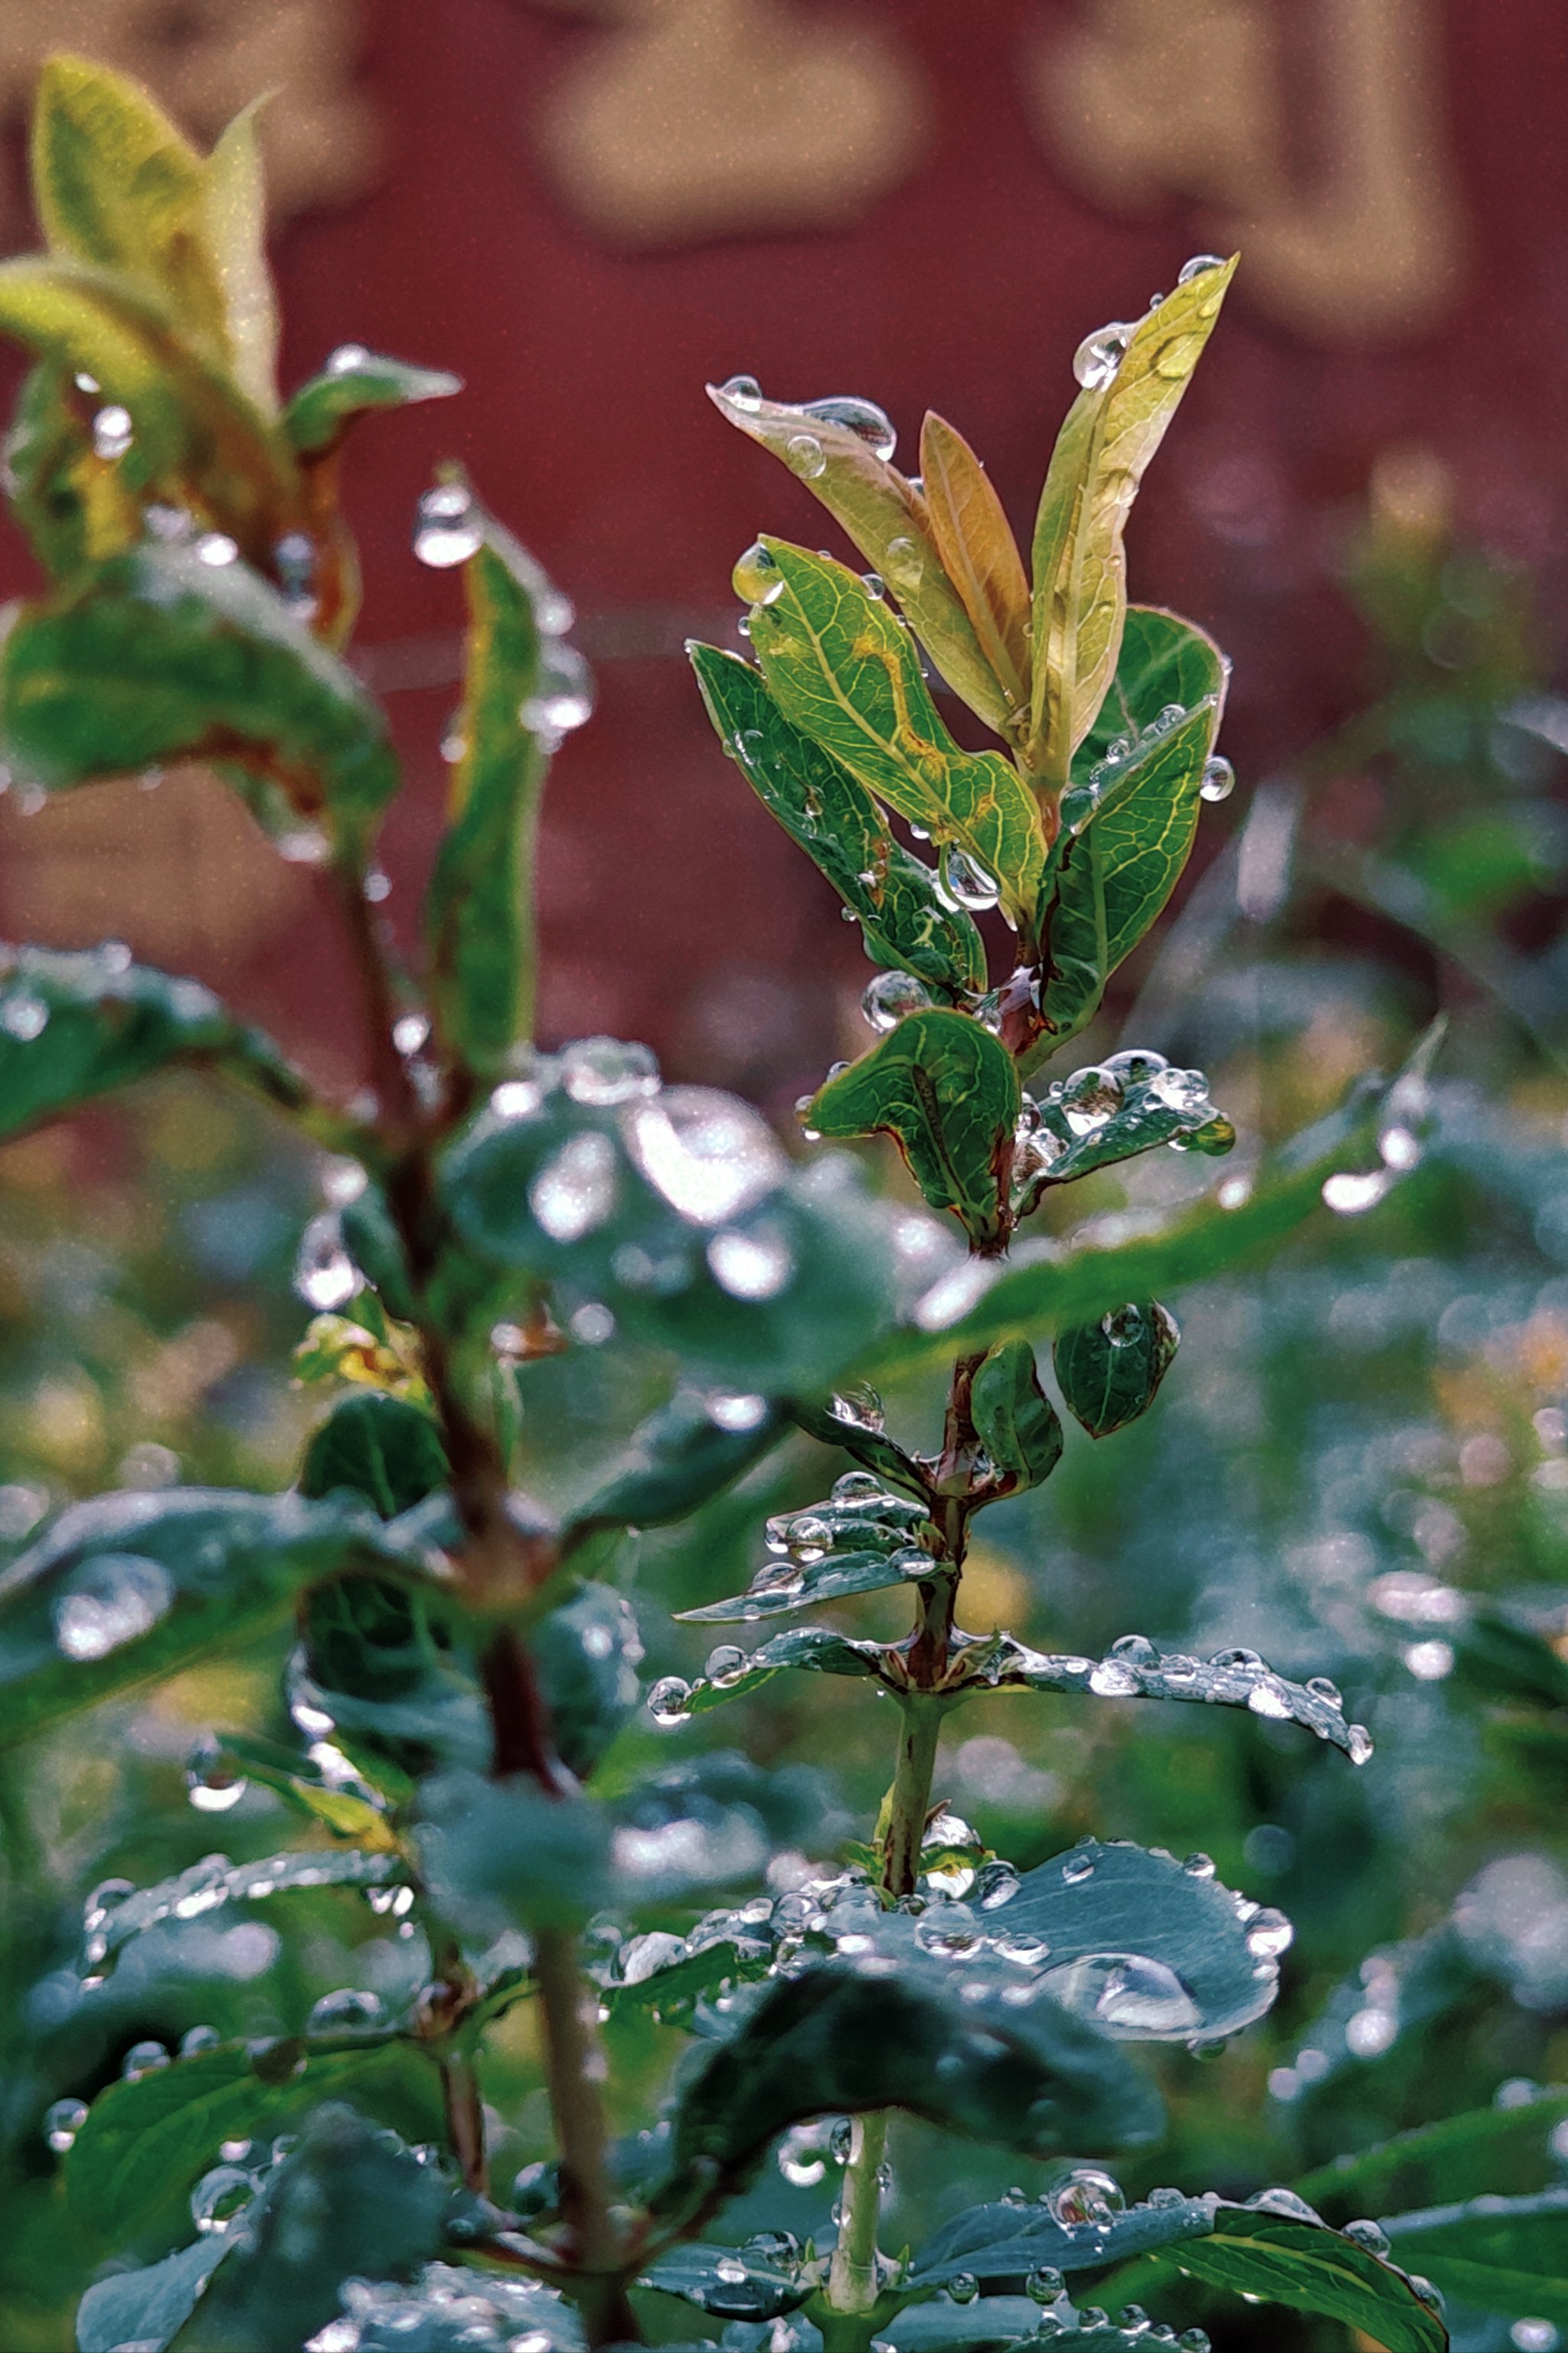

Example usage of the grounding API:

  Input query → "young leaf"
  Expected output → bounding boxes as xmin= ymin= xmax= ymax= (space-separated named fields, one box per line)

xmin=1016 ymin=1047 xmax=1232 ymax=1208
xmin=299 ymin=1393 xmax=450 ymax=1519
xmin=1149 ymin=2204 xmax=1448 ymax=2353
xmin=75 ymin=2234 xmax=232 ymax=2353
xmin=679 ymin=1533 xmax=931 ymax=1623
xmin=0 ymin=541 xmax=400 ymax=840
xmin=654 ymin=1623 xmax=892 ymax=1721
xmin=920 ymin=410 xmax=1031 ymax=719
xmin=707 ymin=377 xmax=1009 ymax=731
xmin=742 ymin=539 xmax=1045 ymax=923
xmin=426 ymin=521 xmax=573 ymax=1075
xmin=199 ymin=100 xmax=279 ymax=416
xmin=639 ymin=2240 xmax=812 ymax=2321
xmin=531 ymin=1581 xmax=644 ymax=1779
xmin=298 ymin=1574 xmax=492 ymax=1789
xmin=1053 ymin=1301 xmax=1180 ymax=1436
xmin=283 ymin=348 xmax=463 ymax=456
xmin=1027 ymin=260 xmax=1236 ymax=786
xmin=199 ymin=1727 xmax=393 ymax=1845
xmin=2 ymin=364 xmax=141 ymax=577
xmin=809 ymin=1009 xmax=1021 ymax=1250
xmin=1380 ymin=2187 xmax=1568 ymax=2327
xmin=969 ymin=1338 xmax=1063 ymax=1489
xmin=0 ymin=943 xmax=316 ymax=1144
xmin=786 ymin=1394 xmax=933 ymax=1502
xmin=689 ymin=643 xmax=987 ymax=997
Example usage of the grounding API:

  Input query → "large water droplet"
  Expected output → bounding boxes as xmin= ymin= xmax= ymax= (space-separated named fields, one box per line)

xmin=1026 ymin=2266 xmax=1065 ymax=2302
xmin=1245 ymin=1907 xmax=1293 ymax=1959
xmin=946 ymin=2273 xmax=979 ymax=2305
xmin=1089 ymin=1657 xmax=1142 ymax=1697
xmin=623 ymin=1088 xmax=785 ymax=1224
xmin=937 ymin=845 xmax=1000 ymax=912
xmin=186 ymin=1735 xmax=247 ymax=1814
xmin=1048 ymin=2167 xmax=1125 ymax=2228
xmin=861 ymin=968 xmax=931 ymax=1033
xmin=180 ymin=2025 xmax=224 ymax=2058
xmin=44 ymin=2096 xmax=87 ymax=2153
xmin=1200 ymin=755 xmax=1236 ymax=802
xmin=800 ymin=395 xmax=897 ymax=462
xmin=560 ymin=1037 xmax=659 ymax=1106
xmin=54 ymin=1554 xmax=174 ymax=1662
xmin=1054 ymin=1953 xmax=1202 ymax=2034
xmin=1348 ymin=1724 xmax=1374 ymax=1765
xmin=295 ymin=1213 xmax=358 ymax=1312
xmin=306 ymin=1987 xmax=384 ymax=2034
xmin=648 ymin=1675 xmax=692 ymax=1726
xmin=717 ymin=373 xmax=763 ymax=413
xmin=0 ymin=993 xmax=50 ymax=1042
xmin=733 ymin=540 xmax=785 ymax=605
xmin=1178 ymin=254 xmax=1227 ymax=284
xmin=786 ymin=433 xmax=826 ymax=479
xmin=1100 ymin=1303 xmax=1145 ymax=1350
xmin=192 ymin=2162 xmax=258 ymax=2232
xmin=521 ymin=645 xmax=595 ymax=737
xmin=1063 ymin=1066 xmax=1124 ymax=1134
xmin=1061 ymin=1848 xmax=1096 ymax=1884
xmin=1341 ymin=2218 xmax=1390 ymax=2255
xmin=883 ymin=537 xmax=925 ymax=593
xmin=92 ymin=404 xmax=133 ymax=460
xmin=122 ymin=2040 xmax=171 ymax=2080
xmin=1073 ymin=323 xmax=1135 ymax=390
xmin=528 ymin=1130 xmax=619 ymax=1243
xmin=413 ymin=483 xmax=482 ymax=568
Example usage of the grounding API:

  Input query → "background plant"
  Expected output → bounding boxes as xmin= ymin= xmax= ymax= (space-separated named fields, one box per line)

xmin=0 ymin=55 xmax=1565 ymax=2353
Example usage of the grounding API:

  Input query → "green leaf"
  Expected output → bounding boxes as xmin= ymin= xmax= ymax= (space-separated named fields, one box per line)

xmin=283 ymin=346 xmax=463 ymax=456
xmin=76 ymin=2234 xmax=231 ymax=2353
xmin=0 ymin=1486 xmax=435 ymax=1746
xmin=707 ymin=378 xmax=1009 ymax=733
xmin=639 ymin=2240 xmax=812 ymax=2321
xmin=1295 ymin=2093 xmax=1568 ymax=2224
xmin=199 ymin=1727 xmax=394 ymax=1845
xmin=63 ymin=2036 xmax=439 ymax=2241
xmin=603 ymin=1930 xmax=779 ymax=2025
xmin=1381 ymin=2188 xmax=1568 ymax=2327
xmin=0 ymin=943 xmax=316 ymax=1142
xmin=809 ymin=1009 xmax=1021 ymax=1248
xmin=168 ymin=2103 xmax=450 ymax=2353
xmin=198 ymin=100 xmax=278 ymax=414
xmin=920 ymin=410 xmax=1032 ymax=719
xmin=570 ymin=1387 xmax=788 ymax=1536
xmin=81 ymin=1846 xmax=403 ymax=1977
xmin=689 ymin=643 xmax=986 ymax=996
xmin=425 ymin=522 xmax=573 ymax=1074
xmin=298 ymin=1572 xmax=491 ymax=1789
xmin=969 ymin=1339 xmax=1063 ymax=1489
xmin=1148 ymin=2204 xmax=1448 ymax=2353
xmin=1016 ymin=1047 xmax=1232 ymax=1209
xmin=743 ymin=540 xmax=1044 ymax=923
xmin=299 ymin=1393 xmax=450 ymax=1519
xmin=415 ymin=1768 xmax=612 ymax=1936
xmin=1053 ymin=1301 xmax=1180 ymax=1436
xmin=2 ymin=363 xmax=141 ymax=577
xmin=1027 ymin=263 xmax=1236 ymax=784
xmin=975 ymin=1631 xmax=1372 ymax=1763
xmin=1037 ymin=612 xmax=1229 ymax=1040
xmin=679 ymin=1484 xmax=933 ymax=1623
xmin=661 ymin=1956 xmax=1160 ymax=2204
xmin=786 ymin=1394 xmax=933 ymax=1503
xmin=889 ymin=2299 xmax=1154 ymax=2352
xmin=911 ymin=2190 xmax=1217 ymax=2286
xmin=652 ymin=1624 xmax=890 ymax=1721
xmin=0 ymin=257 xmax=296 ymax=554
xmin=532 ymin=1581 xmax=644 ymax=1779
xmin=0 ymin=541 xmax=400 ymax=842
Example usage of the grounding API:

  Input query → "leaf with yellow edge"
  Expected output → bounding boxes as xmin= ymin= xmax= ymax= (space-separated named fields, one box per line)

xmin=741 ymin=538 xmax=1045 ymax=925
xmin=199 ymin=100 xmax=279 ymax=416
xmin=707 ymin=377 xmax=1011 ymax=734
xmin=1027 ymin=258 xmax=1236 ymax=789
xmin=920 ymin=411 xmax=1031 ymax=721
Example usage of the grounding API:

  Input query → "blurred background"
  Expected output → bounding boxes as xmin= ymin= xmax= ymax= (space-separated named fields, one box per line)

xmin=4 ymin=5 xmax=1568 ymax=2349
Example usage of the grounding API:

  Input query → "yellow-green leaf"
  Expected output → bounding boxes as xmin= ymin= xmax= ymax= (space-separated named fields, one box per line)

xmin=741 ymin=538 xmax=1044 ymax=925
xmin=707 ymin=376 xmax=1011 ymax=732
xmin=809 ymin=1008 xmax=1021 ymax=1249
xmin=1027 ymin=258 xmax=1236 ymax=789
xmin=200 ymin=100 xmax=279 ymax=416
xmin=920 ymin=410 xmax=1031 ymax=720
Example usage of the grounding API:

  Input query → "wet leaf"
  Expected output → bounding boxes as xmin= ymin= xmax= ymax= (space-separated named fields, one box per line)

xmin=1380 ymin=2187 xmax=1568 ymax=2327
xmin=920 ymin=410 xmax=1031 ymax=720
xmin=0 ymin=1488 xmax=436 ymax=1747
xmin=1027 ymin=263 xmax=1236 ymax=786
xmin=888 ymin=2298 xmax=1153 ymax=2351
xmin=1053 ymin=1301 xmax=1180 ymax=1436
xmin=81 ymin=1846 xmax=403 ymax=1977
xmin=707 ymin=378 xmax=1008 ymax=731
xmin=1149 ymin=2204 xmax=1448 ymax=2353
xmin=743 ymin=540 xmax=1044 ymax=923
xmin=299 ymin=1393 xmax=450 ymax=1520
xmin=690 ymin=644 xmax=987 ymax=996
xmin=911 ymin=2189 xmax=1217 ymax=2285
xmin=570 ymin=1387 xmax=788 ymax=1536
xmin=0 ymin=943 xmax=315 ymax=1143
xmin=297 ymin=1573 xmax=492 ymax=1789
xmin=1016 ymin=1047 xmax=1231 ymax=1208
xmin=283 ymin=348 xmax=462 ymax=456
xmin=2 ymin=363 xmax=140 ymax=577
xmin=810 ymin=1009 xmax=1021 ymax=1249
xmin=1296 ymin=2093 xmax=1568 ymax=2224
xmin=639 ymin=2240 xmax=812 ymax=2321
xmin=0 ymin=541 xmax=400 ymax=842
xmin=426 ymin=521 xmax=573 ymax=1075
xmin=654 ymin=1624 xmax=891 ymax=1720
xmin=680 ymin=1485 xmax=932 ymax=1623
xmin=1037 ymin=610 xmax=1229 ymax=1038
xmin=786 ymin=1394 xmax=933 ymax=1502
xmin=75 ymin=2233 xmax=231 ymax=2353
xmin=660 ymin=1956 xmax=1159 ymax=2204
xmin=969 ymin=1339 xmax=1063 ymax=1489
xmin=201 ymin=1727 xmax=394 ymax=1846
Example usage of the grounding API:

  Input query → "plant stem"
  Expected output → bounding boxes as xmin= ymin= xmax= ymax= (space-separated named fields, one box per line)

xmin=533 ymin=1925 xmax=635 ymax=2345
xmin=881 ymin=1694 xmax=946 ymax=1899
xmin=826 ymin=2111 xmax=888 ymax=2312
xmin=440 ymin=2045 xmax=489 ymax=2194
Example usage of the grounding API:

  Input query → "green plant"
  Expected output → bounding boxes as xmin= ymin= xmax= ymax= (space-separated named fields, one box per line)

xmin=2 ymin=55 xmax=1560 ymax=2353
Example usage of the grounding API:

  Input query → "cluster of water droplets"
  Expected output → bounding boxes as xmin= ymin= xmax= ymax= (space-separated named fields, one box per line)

xmin=1070 ymin=258 xmax=1227 ymax=392
xmin=1012 ymin=1051 xmax=1234 ymax=1202
xmin=412 ymin=481 xmax=589 ymax=747
xmin=713 ymin=374 xmax=897 ymax=467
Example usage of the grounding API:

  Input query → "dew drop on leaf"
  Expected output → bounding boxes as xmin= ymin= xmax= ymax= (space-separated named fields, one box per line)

xmin=43 ymin=2097 xmax=87 ymax=2154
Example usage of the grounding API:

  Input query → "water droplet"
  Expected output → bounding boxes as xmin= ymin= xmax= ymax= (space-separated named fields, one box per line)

xmin=560 ymin=1037 xmax=659 ymax=1106
xmin=1025 ymin=2266 xmax=1065 ymax=2302
xmin=946 ymin=2274 xmax=979 ymax=2305
xmin=186 ymin=1736 xmax=247 ymax=1814
xmin=1245 ymin=1908 xmax=1294 ymax=1959
xmin=121 ymin=2040 xmax=171 ymax=2080
xmin=1322 ymin=1168 xmax=1395 ymax=1215
xmin=54 ymin=1554 xmax=175 ymax=1662
xmin=1408 ymin=2277 xmax=1446 ymax=2317
xmin=306 ymin=1988 xmax=384 ymax=2036
xmin=1210 ymin=1647 xmax=1262 ymax=1672
xmin=413 ymin=482 xmax=482 ymax=567
xmin=1178 ymin=254 xmax=1227 ymax=284
xmin=529 ymin=1130 xmax=619 ymax=1243
xmin=733 ymin=540 xmax=785 ymax=606
xmin=92 ymin=404 xmax=132 ymax=459
xmin=861 ymin=968 xmax=931 ymax=1032
xmin=799 ymin=394 xmax=897 ymax=462
xmin=326 ymin=343 xmax=371 ymax=375
xmin=785 ymin=433 xmax=827 ymax=479
xmin=295 ymin=1212 xmax=358 ymax=1312
xmin=1348 ymin=1724 xmax=1374 ymax=1765
xmin=624 ymin=1087 xmax=786 ymax=1224
xmin=1200 ymin=755 xmax=1236 ymax=802
xmin=191 ymin=2162 xmax=258 ymax=2233
xmin=707 ymin=1224 xmax=794 ymax=1299
xmin=44 ymin=2096 xmax=87 ymax=2153
xmin=179 ymin=2025 xmax=223 ymax=2059
xmin=1510 ymin=2323 xmax=1558 ymax=2352
xmin=1061 ymin=1850 xmax=1096 ymax=1884
xmin=862 ymin=572 xmax=886 ymax=599
xmin=1063 ymin=1066 xmax=1125 ymax=1134
xmin=1073 ymin=322 xmax=1135 ymax=389
xmin=1100 ymin=1302 xmax=1145 ymax=1350
xmin=1178 ymin=2332 xmax=1210 ymax=2352
xmin=1058 ymin=1952 xmax=1202 ymax=2034
xmin=704 ymin=1644 xmax=749 ymax=1688
xmin=648 ymin=1675 xmax=692 ymax=1726
xmin=197 ymin=532 xmax=238 ymax=567
xmin=1089 ymin=1658 xmax=1142 ymax=1697
xmin=717 ymin=373 xmax=763 ymax=413
xmin=1048 ymin=2166 xmax=1125 ymax=2228
xmin=1183 ymin=1852 xmax=1216 ymax=1878
xmin=1246 ymin=1676 xmax=1294 ymax=1721
xmin=707 ymin=1391 xmax=769 ymax=1433
xmin=832 ymin=1384 xmax=887 ymax=1434
xmin=883 ymin=536 xmax=925 ymax=593
xmin=0 ymin=993 xmax=49 ymax=1042
xmin=521 ymin=645 xmax=595 ymax=737
xmin=937 ymin=845 xmax=1000 ymax=912
xmin=1341 ymin=2218 xmax=1390 ymax=2255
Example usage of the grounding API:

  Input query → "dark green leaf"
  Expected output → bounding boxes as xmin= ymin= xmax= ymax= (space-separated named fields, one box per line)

xmin=810 ymin=1009 xmax=1021 ymax=1248
xmin=706 ymin=378 xmax=1008 ymax=733
xmin=0 ymin=541 xmax=400 ymax=840
xmin=680 ymin=1482 xmax=931 ymax=1623
xmin=64 ymin=2037 xmax=439 ymax=2240
xmin=532 ymin=1581 xmax=644 ymax=1779
xmin=284 ymin=348 xmax=462 ymax=456
xmin=1149 ymin=2204 xmax=1447 ymax=2353
xmin=76 ymin=2234 xmax=231 ymax=2353
xmin=651 ymin=1623 xmax=891 ymax=1721
xmin=298 ymin=1573 xmax=491 ymax=1788
xmin=1015 ymin=1047 xmax=1232 ymax=1210
xmin=1053 ymin=1301 xmax=1179 ymax=1436
xmin=300 ymin=1393 xmax=450 ymax=1519
xmin=3 ymin=363 xmax=140 ymax=578
xmin=970 ymin=1340 xmax=1063 ymax=1489
xmin=639 ymin=2240 xmax=812 ymax=2321
xmin=426 ymin=522 xmax=570 ymax=1077
xmin=787 ymin=1394 xmax=933 ymax=1503
xmin=911 ymin=2190 xmax=1217 ymax=2285
xmin=570 ymin=1387 xmax=787 ymax=1536
xmin=414 ymin=1768 xmax=612 ymax=1936
xmin=690 ymin=643 xmax=986 ymax=997
xmin=743 ymin=540 xmax=1044 ymax=923
xmin=661 ymin=1957 xmax=1159 ymax=2204
xmin=0 ymin=943 xmax=317 ymax=1142
xmin=1381 ymin=2188 xmax=1568 ymax=2327
xmin=1296 ymin=2093 xmax=1568 ymax=2224
xmin=0 ymin=1487 xmax=436 ymax=1747
xmin=888 ymin=2298 xmax=1154 ymax=2352
xmin=82 ymin=1846 xmax=402 ymax=1976
xmin=170 ymin=2104 xmax=449 ymax=2353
